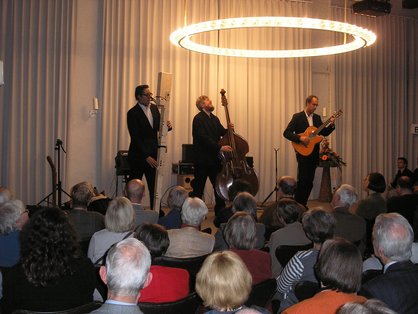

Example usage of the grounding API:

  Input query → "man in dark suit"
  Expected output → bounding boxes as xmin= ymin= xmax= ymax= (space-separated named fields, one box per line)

xmin=283 ymin=95 xmax=335 ymax=206
xmin=359 ymin=213 xmax=418 ymax=314
xmin=127 ymin=85 xmax=171 ymax=210
xmin=191 ymin=95 xmax=232 ymax=214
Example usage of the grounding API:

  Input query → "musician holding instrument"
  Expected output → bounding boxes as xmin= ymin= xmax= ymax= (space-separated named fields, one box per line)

xmin=191 ymin=95 xmax=233 ymax=214
xmin=283 ymin=95 xmax=336 ymax=206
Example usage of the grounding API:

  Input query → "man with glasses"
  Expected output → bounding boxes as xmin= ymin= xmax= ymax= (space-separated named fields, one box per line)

xmin=128 ymin=84 xmax=171 ymax=210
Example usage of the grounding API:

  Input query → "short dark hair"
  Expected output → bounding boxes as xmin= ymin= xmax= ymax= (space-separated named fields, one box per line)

xmin=134 ymin=223 xmax=169 ymax=260
xmin=397 ymin=176 xmax=412 ymax=190
xmin=135 ymin=84 xmax=149 ymax=100
xmin=367 ymin=172 xmax=386 ymax=193
xmin=315 ymin=238 xmax=362 ymax=293
xmin=228 ymin=179 xmax=252 ymax=200
xmin=275 ymin=198 xmax=303 ymax=224
xmin=278 ymin=178 xmax=296 ymax=196
xmin=305 ymin=95 xmax=318 ymax=105
xmin=397 ymin=157 xmax=408 ymax=166
xmin=302 ymin=208 xmax=336 ymax=244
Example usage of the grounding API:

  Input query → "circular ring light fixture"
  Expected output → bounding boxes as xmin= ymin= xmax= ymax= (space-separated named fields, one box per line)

xmin=170 ymin=16 xmax=376 ymax=58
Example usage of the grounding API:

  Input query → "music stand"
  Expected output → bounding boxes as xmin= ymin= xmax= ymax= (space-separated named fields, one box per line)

xmin=37 ymin=139 xmax=71 ymax=207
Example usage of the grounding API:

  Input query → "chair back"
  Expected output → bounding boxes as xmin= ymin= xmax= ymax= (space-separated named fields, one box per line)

xmin=11 ymin=301 xmax=102 ymax=314
xmin=294 ymin=281 xmax=320 ymax=301
xmin=361 ymin=269 xmax=383 ymax=284
xmin=245 ymin=278 xmax=276 ymax=308
xmin=138 ymin=292 xmax=202 ymax=314
xmin=275 ymin=243 xmax=313 ymax=268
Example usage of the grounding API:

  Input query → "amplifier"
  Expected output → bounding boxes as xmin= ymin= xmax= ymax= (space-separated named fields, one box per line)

xmin=172 ymin=162 xmax=194 ymax=175
xmin=115 ymin=150 xmax=130 ymax=176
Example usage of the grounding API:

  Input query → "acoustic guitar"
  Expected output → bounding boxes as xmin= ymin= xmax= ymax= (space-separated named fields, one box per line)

xmin=292 ymin=109 xmax=343 ymax=156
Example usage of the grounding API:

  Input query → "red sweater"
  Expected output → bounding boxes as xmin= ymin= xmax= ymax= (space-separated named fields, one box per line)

xmin=230 ymin=248 xmax=272 ymax=284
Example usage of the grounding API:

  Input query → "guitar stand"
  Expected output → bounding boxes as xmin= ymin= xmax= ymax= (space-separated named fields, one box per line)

xmin=37 ymin=139 xmax=71 ymax=208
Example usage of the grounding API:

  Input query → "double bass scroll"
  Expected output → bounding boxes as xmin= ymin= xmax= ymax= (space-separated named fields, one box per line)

xmin=215 ymin=89 xmax=259 ymax=201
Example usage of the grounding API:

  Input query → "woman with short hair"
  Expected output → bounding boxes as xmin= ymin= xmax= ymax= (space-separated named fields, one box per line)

xmin=158 ymin=186 xmax=188 ymax=230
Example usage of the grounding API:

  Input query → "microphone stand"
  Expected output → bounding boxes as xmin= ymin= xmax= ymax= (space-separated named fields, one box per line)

xmin=261 ymin=147 xmax=280 ymax=206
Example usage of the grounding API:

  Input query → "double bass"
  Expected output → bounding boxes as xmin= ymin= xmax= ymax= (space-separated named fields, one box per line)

xmin=215 ymin=89 xmax=259 ymax=201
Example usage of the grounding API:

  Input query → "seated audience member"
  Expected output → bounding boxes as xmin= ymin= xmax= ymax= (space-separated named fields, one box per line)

xmin=338 ymin=299 xmax=397 ymax=314
xmin=126 ymin=179 xmax=158 ymax=225
xmin=390 ymin=157 xmax=414 ymax=189
xmin=356 ymin=172 xmax=387 ymax=256
xmin=283 ymin=238 xmax=366 ymax=314
xmin=386 ymin=176 xmax=418 ymax=226
xmin=277 ymin=208 xmax=336 ymax=312
xmin=214 ymin=192 xmax=265 ymax=251
xmin=214 ymin=179 xmax=252 ymax=227
xmin=165 ymin=197 xmax=214 ymax=258
xmin=88 ymin=187 xmax=112 ymax=216
xmin=2 ymin=207 xmax=95 ymax=313
xmin=0 ymin=186 xmax=13 ymax=204
xmin=135 ymin=223 xmax=189 ymax=303
xmin=91 ymin=238 xmax=152 ymax=313
xmin=259 ymin=176 xmax=297 ymax=230
xmin=88 ymin=196 xmax=135 ymax=264
xmin=158 ymin=186 xmax=188 ymax=230
xmin=268 ymin=198 xmax=310 ymax=277
xmin=67 ymin=181 xmax=104 ymax=241
xmin=331 ymin=184 xmax=366 ymax=250
xmin=196 ymin=251 xmax=269 ymax=314
xmin=224 ymin=212 xmax=272 ymax=284
xmin=0 ymin=200 xmax=29 ymax=267
xmin=359 ymin=213 xmax=418 ymax=313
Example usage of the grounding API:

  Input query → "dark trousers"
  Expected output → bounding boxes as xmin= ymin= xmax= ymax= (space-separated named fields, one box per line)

xmin=295 ymin=157 xmax=317 ymax=206
xmin=191 ymin=163 xmax=225 ymax=213
xmin=129 ymin=160 xmax=156 ymax=210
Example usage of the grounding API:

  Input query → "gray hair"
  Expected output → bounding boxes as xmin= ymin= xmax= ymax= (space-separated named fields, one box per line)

xmin=373 ymin=213 xmax=413 ymax=262
xmin=181 ymin=197 xmax=208 ymax=226
xmin=105 ymin=197 xmax=135 ymax=232
xmin=0 ymin=186 xmax=13 ymax=204
xmin=335 ymin=184 xmax=358 ymax=206
xmin=167 ymin=186 xmax=188 ymax=209
xmin=232 ymin=192 xmax=257 ymax=218
xmin=70 ymin=181 xmax=94 ymax=207
xmin=0 ymin=200 xmax=24 ymax=234
xmin=224 ymin=212 xmax=257 ymax=250
xmin=105 ymin=238 xmax=151 ymax=297
xmin=338 ymin=299 xmax=397 ymax=314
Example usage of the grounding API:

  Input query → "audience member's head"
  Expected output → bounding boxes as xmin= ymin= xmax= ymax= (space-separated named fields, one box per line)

xmin=0 ymin=186 xmax=13 ymax=204
xmin=227 ymin=179 xmax=252 ymax=201
xmin=232 ymin=192 xmax=257 ymax=219
xmin=70 ymin=181 xmax=95 ymax=209
xmin=277 ymin=176 xmax=297 ymax=198
xmin=20 ymin=207 xmax=81 ymax=287
xmin=125 ymin=179 xmax=145 ymax=203
xmin=105 ymin=196 xmax=135 ymax=233
xmin=100 ymin=238 xmax=152 ymax=301
xmin=302 ymin=208 xmax=336 ymax=245
xmin=196 ymin=251 xmax=252 ymax=311
xmin=315 ymin=238 xmax=362 ymax=293
xmin=275 ymin=198 xmax=303 ymax=225
xmin=332 ymin=184 xmax=358 ymax=208
xmin=224 ymin=212 xmax=257 ymax=250
xmin=397 ymin=157 xmax=408 ymax=170
xmin=396 ymin=176 xmax=413 ymax=192
xmin=364 ymin=172 xmax=386 ymax=194
xmin=0 ymin=200 xmax=28 ymax=234
xmin=134 ymin=223 xmax=169 ymax=261
xmin=338 ymin=299 xmax=397 ymax=314
xmin=372 ymin=213 xmax=413 ymax=264
xmin=167 ymin=186 xmax=188 ymax=210
xmin=181 ymin=197 xmax=208 ymax=227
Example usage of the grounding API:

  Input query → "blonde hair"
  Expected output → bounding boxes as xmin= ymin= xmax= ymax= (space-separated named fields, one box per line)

xmin=195 ymin=95 xmax=209 ymax=111
xmin=196 ymin=251 xmax=252 ymax=310
xmin=105 ymin=197 xmax=135 ymax=232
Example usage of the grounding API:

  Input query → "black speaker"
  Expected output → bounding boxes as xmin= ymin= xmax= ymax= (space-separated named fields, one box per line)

xmin=182 ymin=144 xmax=194 ymax=163
xmin=115 ymin=150 xmax=130 ymax=176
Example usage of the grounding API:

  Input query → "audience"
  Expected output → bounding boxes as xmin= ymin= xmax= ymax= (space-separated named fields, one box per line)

xmin=91 ymin=238 xmax=152 ymax=313
xmin=277 ymin=208 xmax=336 ymax=312
xmin=268 ymin=198 xmax=310 ymax=277
xmin=224 ymin=212 xmax=272 ymax=284
xmin=158 ymin=186 xmax=188 ymax=230
xmin=338 ymin=299 xmax=397 ymax=314
xmin=2 ymin=207 xmax=95 ymax=313
xmin=88 ymin=196 xmax=135 ymax=264
xmin=0 ymin=200 xmax=28 ymax=267
xmin=67 ymin=181 xmax=104 ymax=242
xmin=386 ymin=176 xmax=418 ymax=226
xmin=283 ymin=238 xmax=366 ymax=314
xmin=331 ymin=184 xmax=366 ymax=251
xmin=125 ymin=179 xmax=159 ymax=225
xmin=0 ymin=186 xmax=13 ymax=204
xmin=359 ymin=213 xmax=418 ymax=313
xmin=196 ymin=251 xmax=269 ymax=314
xmin=134 ymin=223 xmax=189 ymax=303
xmin=390 ymin=157 xmax=414 ymax=189
xmin=165 ymin=197 xmax=214 ymax=258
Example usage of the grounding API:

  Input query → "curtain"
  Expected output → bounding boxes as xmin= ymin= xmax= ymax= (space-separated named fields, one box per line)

xmin=0 ymin=0 xmax=75 ymax=205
